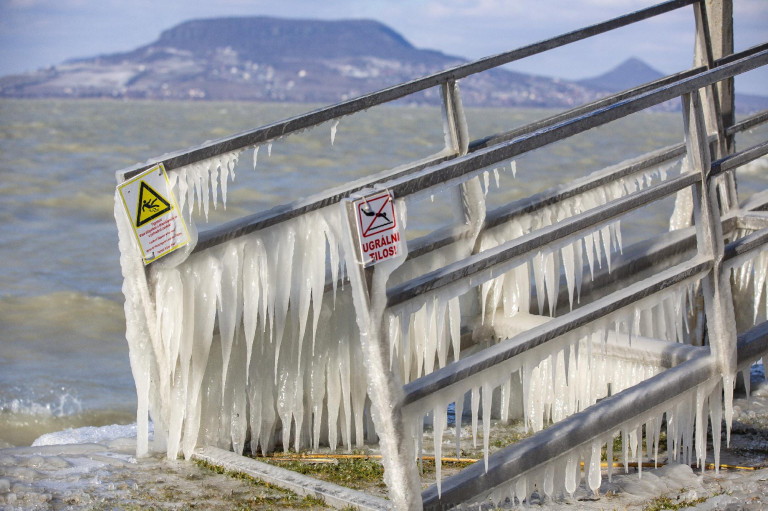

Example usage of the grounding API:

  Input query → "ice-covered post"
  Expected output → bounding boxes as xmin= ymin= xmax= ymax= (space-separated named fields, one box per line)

xmin=693 ymin=0 xmax=737 ymax=208
xmin=342 ymin=194 xmax=423 ymax=511
xmin=683 ymin=88 xmax=738 ymax=435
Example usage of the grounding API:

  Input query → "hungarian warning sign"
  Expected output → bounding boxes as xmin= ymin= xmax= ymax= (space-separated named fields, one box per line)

xmin=351 ymin=190 xmax=403 ymax=267
xmin=117 ymin=163 xmax=189 ymax=264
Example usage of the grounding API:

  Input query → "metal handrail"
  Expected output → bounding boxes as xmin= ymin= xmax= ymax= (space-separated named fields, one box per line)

xmin=114 ymin=0 xmax=768 ymax=507
xmin=191 ymin=44 xmax=767 ymax=255
xmin=116 ymin=0 xmax=699 ymax=182
xmin=388 ymin=173 xmax=700 ymax=309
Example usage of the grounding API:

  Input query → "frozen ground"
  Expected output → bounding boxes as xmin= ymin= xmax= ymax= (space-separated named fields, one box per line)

xmin=1 ymin=379 xmax=767 ymax=510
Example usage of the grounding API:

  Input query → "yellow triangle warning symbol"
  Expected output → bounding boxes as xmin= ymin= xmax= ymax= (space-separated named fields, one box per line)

xmin=135 ymin=181 xmax=172 ymax=227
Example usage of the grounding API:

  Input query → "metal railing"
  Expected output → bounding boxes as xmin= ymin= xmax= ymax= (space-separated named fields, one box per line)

xmin=114 ymin=0 xmax=768 ymax=509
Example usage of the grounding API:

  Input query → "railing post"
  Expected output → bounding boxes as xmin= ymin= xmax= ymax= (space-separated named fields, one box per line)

xmin=705 ymin=0 xmax=735 ymax=152
xmin=342 ymin=199 xmax=423 ymax=511
xmin=693 ymin=0 xmax=738 ymax=209
xmin=683 ymin=88 xmax=738 ymax=425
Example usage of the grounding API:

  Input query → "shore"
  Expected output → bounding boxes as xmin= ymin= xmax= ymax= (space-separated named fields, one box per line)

xmin=1 ymin=377 xmax=767 ymax=510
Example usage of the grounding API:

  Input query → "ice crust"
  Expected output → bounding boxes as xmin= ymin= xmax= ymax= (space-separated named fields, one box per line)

xmin=115 ymin=142 xmax=739 ymax=506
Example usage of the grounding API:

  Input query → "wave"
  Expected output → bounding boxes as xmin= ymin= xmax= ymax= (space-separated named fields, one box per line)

xmin=0 ymin=395 xmax=135 ymax=448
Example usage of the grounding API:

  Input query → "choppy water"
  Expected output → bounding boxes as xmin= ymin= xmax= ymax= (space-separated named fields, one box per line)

xmin=1 ymin=98 xmax=766 ymax=448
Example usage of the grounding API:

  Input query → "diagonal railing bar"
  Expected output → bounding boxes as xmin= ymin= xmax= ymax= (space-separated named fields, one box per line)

xmin=191 ymin=45 xmax=767 ymax=256
xmin=387 ymin=172 xmax=699 ymax=309
xmin=420 ymin=317 xmax=768 ymax=509
xmin=728 ymin=110 xmax=768 ymax=136
xmin=116 ymin=0 xmax=699 ymax=181
xmin=381 ymin=46 xmax=768 ymax=202
xmin=400 ymin=257 xmax=712 ymax=409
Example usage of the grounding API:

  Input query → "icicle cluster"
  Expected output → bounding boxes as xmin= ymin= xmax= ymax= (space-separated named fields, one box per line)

xmin=146 ymin=206 xmax=372 ymax=459
xmin=167 ymin=150 xmax=242 ymax=222
xmin=730 ymin=243 xmax=768 ymax=331
xmin=474 ymin=377 xmax=723 ymax=506
xmin=117 ymin=147 xmax=393 ymax=458
xmin=402 ymin=272 xmax=702 ymax=497
xmin=476 ymin=162 xmax=681 ymax=318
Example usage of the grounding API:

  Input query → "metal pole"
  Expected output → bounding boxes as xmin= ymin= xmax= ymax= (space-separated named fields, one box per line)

xmin=683 ymin=89 xmax=738 ymax=408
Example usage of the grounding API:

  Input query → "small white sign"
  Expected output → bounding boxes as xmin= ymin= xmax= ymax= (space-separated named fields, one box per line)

xmin=352 ymin=190 xmax=403 ymax=267
xmin=117 ymin=163 xmax=190 ymax=264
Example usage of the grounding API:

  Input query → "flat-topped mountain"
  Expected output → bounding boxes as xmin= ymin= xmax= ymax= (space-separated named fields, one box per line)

xmin=0 ymin=16 xmax=600 ymax=106
xmin=1 ymin=16 xmax=765 ymax=112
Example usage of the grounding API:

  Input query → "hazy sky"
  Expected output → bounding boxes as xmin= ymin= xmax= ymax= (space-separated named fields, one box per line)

xmin=0 ymin=0 xmax=765 ymax=94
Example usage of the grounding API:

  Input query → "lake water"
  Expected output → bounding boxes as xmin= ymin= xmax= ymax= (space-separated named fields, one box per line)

xmin=1 ymin=98 xmax=766 ymax=448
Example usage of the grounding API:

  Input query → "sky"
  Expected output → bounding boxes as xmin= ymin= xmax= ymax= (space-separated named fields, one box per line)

xmin=0 ymin=0 xmax=766 ymax=95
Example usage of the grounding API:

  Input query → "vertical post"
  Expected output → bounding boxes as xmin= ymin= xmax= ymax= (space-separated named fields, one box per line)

xmin=683 ymin=89 xmax=737 ymax=430
xmin=343 ymin=199 xmax=423 ymax=511
xmin=705 ymin=0 xmax=735 ymax=153
xmin=693 ymin=0 xmax=738 ymax=209
xmin=441 ymin=80 xmax=469 ymax=156
xmin=441 ymin=80 xmax=486 ymax=323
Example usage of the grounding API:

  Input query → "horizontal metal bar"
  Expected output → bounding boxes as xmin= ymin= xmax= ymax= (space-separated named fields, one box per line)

xmin=736 ymin=211 xmax=768 ymax=232
xmin=727 ymin=109 xmax=768 ymax=137
xmin=382 ymin=45 xmax=768 ymax=202
xmin=724 ymin=224 xmax=768 ymax=262
xmin=468 ymin=68 xmax=704 ymax=153
xmin=420 ymin=347 xmax=714 ymax=508
xmin=422 ymin=315 xmax=768 ymax=509
xmin=737 ymin=319 xmax=768 ymax=366
xmin=116 ymin=0 xmax=697 ymax=181
xmin=401 ymin=257 xmax=711 ymax=408
xmin=191 ymin=44 xmax=765 ymax=256
xmin=387 ymin=172 xmax=700 ymax=309
xmin=710 ymin=139 xmax=768 ymax=177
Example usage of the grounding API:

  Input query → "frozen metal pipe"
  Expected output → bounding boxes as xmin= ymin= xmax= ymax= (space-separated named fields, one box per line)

xmin=420 ymin=348 xmax=715 ymax=509
xmin=400 ymin=257 xmax=712 ymax=408
xmin=421 ymin=318 xmax=768 ymax=509
xmin=387 ymin=173 xmax=700 ymax=309
xmin=116 ymin=0 xmax=698 ymax=181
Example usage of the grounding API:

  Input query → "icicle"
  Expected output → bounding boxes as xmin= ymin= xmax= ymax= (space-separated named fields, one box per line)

xmin=482 ymin=382 xmax=492 ymax=472
xmin=434 ymin=406 xmax=446 ymax=496
xmin=330 ymin=119 xmax=339 ymax=146
xmin=253 ymin=145 xmax=259 ymax=170
xmin=471 ymin=387 xmax=479 ymax=448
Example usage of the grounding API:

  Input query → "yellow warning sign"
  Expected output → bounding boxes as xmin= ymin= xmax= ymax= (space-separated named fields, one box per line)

xmin=135 ymin=181 xmax=171 ymax=227
xmin=117 ymin=163 xmax=190 ymax=265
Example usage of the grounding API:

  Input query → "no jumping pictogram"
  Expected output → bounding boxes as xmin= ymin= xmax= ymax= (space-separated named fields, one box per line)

xmin=357 ymin=192 xmax=396 ymax=238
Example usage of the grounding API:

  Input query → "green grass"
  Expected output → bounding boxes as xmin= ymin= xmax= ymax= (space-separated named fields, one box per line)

xmin=262 ymin=457 xmax=386 ymax=490
xmin=194 ymin=458 xmax=329 ymax=509
xmin=642 ymin=494 xmax=708 ymax=511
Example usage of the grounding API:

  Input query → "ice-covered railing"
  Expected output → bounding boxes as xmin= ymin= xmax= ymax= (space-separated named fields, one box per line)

xmin=113 ymin=0 xmax=768 ymax=508
xmin=371 ymin=54 xmax=768 ymax=507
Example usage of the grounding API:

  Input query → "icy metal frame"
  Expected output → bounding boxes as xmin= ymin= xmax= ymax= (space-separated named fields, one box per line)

xmin=115 ymin=0 xmax=699 ymax=182
xmin=113 ymin=0 xmax=768 ymax=508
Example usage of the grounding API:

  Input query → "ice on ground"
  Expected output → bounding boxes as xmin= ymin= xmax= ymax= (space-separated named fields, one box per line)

xmin=32 ymin=423 xmax=151 ymax=447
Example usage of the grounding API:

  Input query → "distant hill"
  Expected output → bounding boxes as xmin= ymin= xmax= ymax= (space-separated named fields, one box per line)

xmin=578 ymin=57 xmax=665 ymax=92
xmin=0 ymin=16 xmax=602 ymax=107
xmin=0 ymin=17 xmax=765 ymax=113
